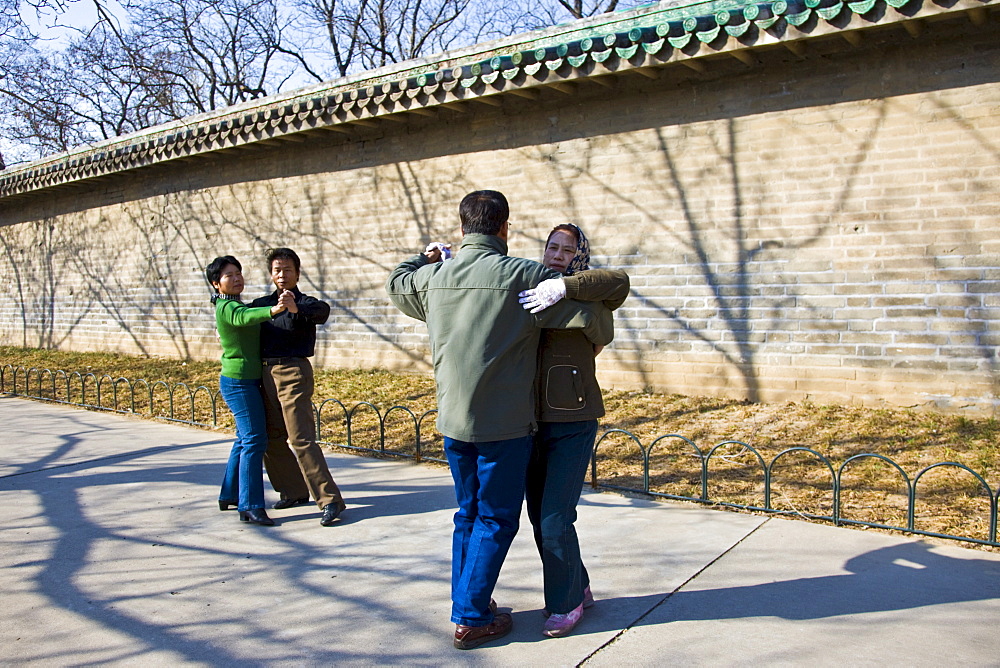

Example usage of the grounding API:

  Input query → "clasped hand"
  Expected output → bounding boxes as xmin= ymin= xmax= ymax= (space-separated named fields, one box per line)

xmin=424 ymin=242 xmax=452 ymax=263
xmin=276 ymin=289 xmax=298 ymax=313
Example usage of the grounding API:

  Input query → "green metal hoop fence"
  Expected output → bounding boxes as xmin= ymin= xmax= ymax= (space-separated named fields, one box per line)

xmin=3 ymin=363 xmax=997 ymax=547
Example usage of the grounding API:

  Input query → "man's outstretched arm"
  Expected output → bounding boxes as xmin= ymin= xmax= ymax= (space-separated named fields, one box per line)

xmin=385 ymin=254 xmax=431 ymax=322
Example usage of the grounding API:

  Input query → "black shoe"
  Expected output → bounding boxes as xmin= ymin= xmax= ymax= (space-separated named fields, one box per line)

xmin=219 ymin=499 xmax=237 ymax=511
xmin=239 ymin=508 xmax=275 ymax=526
xmin=273 ymin=497 xmax=309 ymax=510
xmin=320 ymin=503 xmax=345 ymax=526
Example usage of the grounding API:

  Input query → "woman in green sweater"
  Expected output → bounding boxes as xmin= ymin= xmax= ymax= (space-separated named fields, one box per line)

xmin=207 ymin=255 xmax=291 ymax=526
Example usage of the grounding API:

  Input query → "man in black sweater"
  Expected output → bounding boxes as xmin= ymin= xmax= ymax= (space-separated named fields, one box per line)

xmin=251 ymin=248 xmax=346 ymax=526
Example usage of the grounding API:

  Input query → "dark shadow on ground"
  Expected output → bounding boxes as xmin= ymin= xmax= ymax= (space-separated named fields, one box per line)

xmin=647 ymin=541 xmax=1000 ymax=624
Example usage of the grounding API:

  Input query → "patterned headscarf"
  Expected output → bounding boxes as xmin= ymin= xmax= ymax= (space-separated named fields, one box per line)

xmin=547 ymin=223 xmax=590 ymax=275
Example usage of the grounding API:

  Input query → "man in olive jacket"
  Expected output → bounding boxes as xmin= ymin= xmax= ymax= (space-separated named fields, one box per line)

xmin=385 ymin=190 xmax=614 ymax=650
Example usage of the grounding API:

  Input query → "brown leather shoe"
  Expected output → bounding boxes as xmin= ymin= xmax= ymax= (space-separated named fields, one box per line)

xmin=454 ymin=612 xmax=512 ymax=650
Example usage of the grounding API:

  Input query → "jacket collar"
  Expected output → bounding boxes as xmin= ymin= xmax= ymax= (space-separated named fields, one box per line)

xmin=459 ymin=233 xmax=508 ymax=256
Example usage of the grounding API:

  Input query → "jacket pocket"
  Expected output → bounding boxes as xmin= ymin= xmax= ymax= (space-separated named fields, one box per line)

xmin=545 ymin=365 xmax=586 ymax=411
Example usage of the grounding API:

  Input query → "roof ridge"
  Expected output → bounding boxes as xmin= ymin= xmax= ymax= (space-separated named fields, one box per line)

xmin=1 ymin=0 xmax=996 ymax=201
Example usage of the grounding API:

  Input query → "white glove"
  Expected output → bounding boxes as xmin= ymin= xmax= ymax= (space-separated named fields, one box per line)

xmin=424 ymin=242 xmax=451 ymax=260
xmin=518 ymin=278 xmax=567 ymax=314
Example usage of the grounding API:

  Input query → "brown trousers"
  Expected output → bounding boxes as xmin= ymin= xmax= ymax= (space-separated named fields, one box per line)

xmin=262 ymin=358 xmax=345 ymax=511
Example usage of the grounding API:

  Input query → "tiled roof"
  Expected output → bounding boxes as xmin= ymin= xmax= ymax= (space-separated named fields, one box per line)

xmin=0 ymin=0 xmax=995 ymax=201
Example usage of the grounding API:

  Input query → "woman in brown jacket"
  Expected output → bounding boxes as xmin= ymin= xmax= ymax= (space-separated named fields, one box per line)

xmin=520 ymin=224 xmax=629 ymax=638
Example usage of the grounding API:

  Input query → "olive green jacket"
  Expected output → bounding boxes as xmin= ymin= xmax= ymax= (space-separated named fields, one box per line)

xmin=385 ymin=234 xmax=615 ymax=442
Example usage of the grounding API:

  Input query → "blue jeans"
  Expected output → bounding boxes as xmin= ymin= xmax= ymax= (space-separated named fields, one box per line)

xmin=444 ymin=435 xmax=533 ymax=626
xmin=525 ymin=420 xmax=598 ymax=615
xmin=218 ymin=375 xmax=267 ymax=512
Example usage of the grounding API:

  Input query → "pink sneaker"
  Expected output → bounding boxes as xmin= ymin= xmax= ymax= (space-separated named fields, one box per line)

xmin=543 ymin=587 xmax=595 ymax=618
xmin=542 ymin=602 xmax=584 ymax=638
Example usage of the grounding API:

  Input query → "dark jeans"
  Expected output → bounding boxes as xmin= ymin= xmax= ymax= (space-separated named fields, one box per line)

xmin=444 ymin=435 xmax=533 ymax=626
xmin=218 ymin=375 xmax=267 ymax=511
xmin=525 ymin=420 xmax=598 ymax=615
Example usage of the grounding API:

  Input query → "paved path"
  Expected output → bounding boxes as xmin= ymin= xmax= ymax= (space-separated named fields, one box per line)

xmin=2 ymin=394 xmax=999 ymax=666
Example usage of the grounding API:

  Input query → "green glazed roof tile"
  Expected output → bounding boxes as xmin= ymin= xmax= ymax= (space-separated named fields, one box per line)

xmin=848 ymin=0 xmax=877 ymax=12
xmin=697 ymin=25 xmax=723 ymax=41
xmin=642 ymin=38 xmax=668 ymax=53
xmin=668 ymin=33 xmax=694 ymax=47
xmin=716 ymin=8 xmax=738 ymax=23
xmin=785 ymin=8 xmax=812 ymax=25
xmin=616 ymin=44 xmax=641 ymax=58
xmin=655 ymin=21 xmax=680 ymax=37
xmin=725 ymin=22 xmax=752 ymax=36
xmin=816 ymin=2 xmax=844 ymax=18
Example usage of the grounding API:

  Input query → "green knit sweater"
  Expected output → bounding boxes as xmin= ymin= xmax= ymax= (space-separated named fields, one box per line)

xmin=213 ymin=296 xmax=274 ymax=379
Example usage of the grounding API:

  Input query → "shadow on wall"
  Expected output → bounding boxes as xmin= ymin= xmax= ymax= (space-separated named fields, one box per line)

xmin=1 ymin=219 xmax=107 ymax=351
xmin=1 ymin=32 xmax=998 ymax=397
xmin=517 ymin=91 xmax=1000 ymax=400
xmin=0 ymin=163 xmax=475 ymax=365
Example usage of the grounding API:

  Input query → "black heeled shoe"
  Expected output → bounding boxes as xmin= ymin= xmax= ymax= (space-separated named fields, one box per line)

xmin=219 ymin=499 xmax=237 ymax=511
xmin=239 ymin=508 xmax=275 ymax=526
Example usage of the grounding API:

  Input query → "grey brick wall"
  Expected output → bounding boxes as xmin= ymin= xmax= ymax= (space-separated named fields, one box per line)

xmin=1 ymin=23 xmax=998 ymax=412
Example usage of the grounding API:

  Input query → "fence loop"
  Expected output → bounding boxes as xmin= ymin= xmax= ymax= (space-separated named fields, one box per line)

xmin=2 ymin=364 xmax=997 ymax=548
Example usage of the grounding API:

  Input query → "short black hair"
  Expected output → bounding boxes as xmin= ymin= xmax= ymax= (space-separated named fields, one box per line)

xmin=205 ymin=255 xmax=241 ymax=289
xmin=459 ymin=190 xmax=509 ymax=235
xmin=266 ymin=247 xmax=301 ymax=272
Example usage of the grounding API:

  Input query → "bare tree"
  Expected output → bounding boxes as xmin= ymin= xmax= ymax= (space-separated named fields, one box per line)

xmin=126 ymin=0 xmax=307 ymax=111
xmin=556 ymin=0 xmax=620 ymax=19
xmin=0 ymin=47 xmax=87 ymax=155
xmin=297 ymin=0 xmax=484 ymax=78
xmin=0 ymin=0 xmax=651 ymax=162
xmin=0 ymin=0 xmax=30 ymax=41
xmin=0 ymin=23 xmax=190 ymax=156
xmin=0 ymin=0 xmax=318 ymax=161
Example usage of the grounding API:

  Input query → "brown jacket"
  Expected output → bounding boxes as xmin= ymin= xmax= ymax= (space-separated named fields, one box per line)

xmin=536 ymin=269 xmax=630 ymax=423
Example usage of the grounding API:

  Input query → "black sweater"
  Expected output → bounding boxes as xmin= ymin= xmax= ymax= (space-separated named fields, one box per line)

xmin=250 ymin=287 xmax=331 ymax=358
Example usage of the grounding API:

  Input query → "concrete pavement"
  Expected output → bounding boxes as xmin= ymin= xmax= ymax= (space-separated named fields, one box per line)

xmin=1 ymin=394 xmax=999 ymax=666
